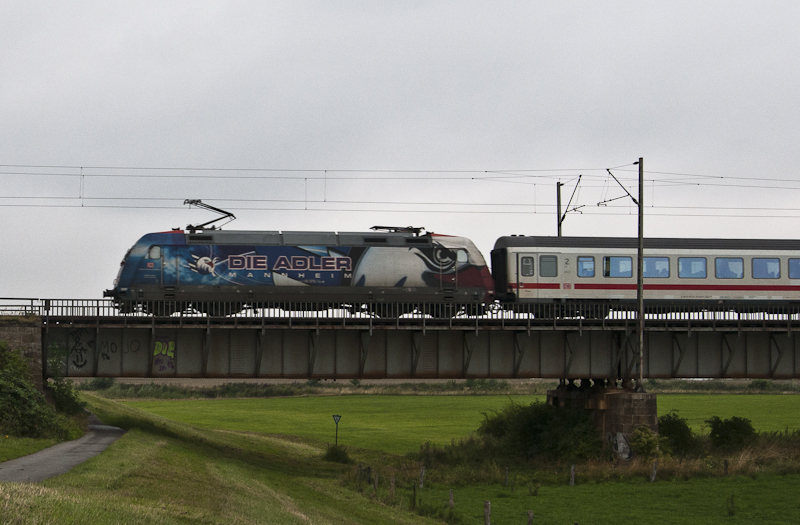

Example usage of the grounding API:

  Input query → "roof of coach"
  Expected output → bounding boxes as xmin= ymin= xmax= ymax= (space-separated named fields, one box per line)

xmin=180 ymin=229 xmax=436 ymax=247
xmin=493 ymin=236 xmax=800 ymax=251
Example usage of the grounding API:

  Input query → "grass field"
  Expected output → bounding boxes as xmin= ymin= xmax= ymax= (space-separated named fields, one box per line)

xmin=658 ymin=394 xmax=800 ymax=432
xmin=3 ymin=392 xmax=800 ymax=523
xmin=123 ymin=395 xmax=542 ymax=455
xmin=123 ymin=393 xmax=800 ymax=455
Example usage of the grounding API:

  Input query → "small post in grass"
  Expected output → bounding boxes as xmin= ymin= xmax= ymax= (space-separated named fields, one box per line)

xmin=449 ymin=489 xmax=454 ymax=509
xmin=527 ymin=510 xmax=533 ymax=524
xmin=651 ymin=460 xmax=658 ymax=483
xmin=332 ymin=414 xmax=341 ymax=446
xmin=419 ymin=466 xmax=425 ymax=488
xmin=570 ymin=465 xmax=575 ymax=486
xmin=484 ymin=500 xmax=491 ymax=525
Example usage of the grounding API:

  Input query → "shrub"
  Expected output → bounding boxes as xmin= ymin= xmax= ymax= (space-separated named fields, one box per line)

xmin=322 ymin=444 xmax=352 ymax=464
xmin=79 ymin=377 xmax=116 ymax=390
xmin=477 ymin=400 xmax=602 ymax=462
xmin=658 ymin=410 xmax=700 ymax=456
xmin=747 ymin=379 xmax=771 ymax=391
xmin=629 ymin=425 xmax=669 ymax=458
xmin=705 ymin=415 xmax=756 ymax=451
xmin=49 ymin=376 xmax=86 ymax=415
xmin=0 ymin=341 xmax=65 ymax=438
xmin=46 ymin=348 xmax=86 ymax=416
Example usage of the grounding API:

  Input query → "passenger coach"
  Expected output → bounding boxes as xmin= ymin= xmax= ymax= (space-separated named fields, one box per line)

xmin=491 ymin=236 xmax=800 ymax=310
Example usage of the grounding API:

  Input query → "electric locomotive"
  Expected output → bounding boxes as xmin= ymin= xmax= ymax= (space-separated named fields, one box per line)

xmin=104 ymin=226 xmax=495 ymax=315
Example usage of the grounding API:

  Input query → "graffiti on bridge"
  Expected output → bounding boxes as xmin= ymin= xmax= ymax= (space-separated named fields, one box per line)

xmin=153 ymin=338 xmax=176 ymax=373
xmin=68 ymin=328 xmax=95 ymax=370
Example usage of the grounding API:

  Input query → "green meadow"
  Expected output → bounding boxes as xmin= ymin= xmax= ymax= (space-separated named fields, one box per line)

xmin=124 ymin=395 xmax=542 ymax=454
xmin=124 ymin=393 xmax=800 ymax=454
xmin=657 ymin=394 xmax=800 ymax=432
xmin=2 ymin=392 xmax=800 ymax=524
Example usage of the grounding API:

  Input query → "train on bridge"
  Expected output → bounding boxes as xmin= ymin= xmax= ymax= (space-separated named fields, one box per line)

xmin=104 ymin=222 xmax=800 ymax=317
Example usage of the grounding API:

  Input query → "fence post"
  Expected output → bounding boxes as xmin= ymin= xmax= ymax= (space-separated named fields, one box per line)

xmin=419 ymin=466 xmax=425 ymax=488
xmin=570 ymin=465 xmax=575 ymax=486
xmin=484 ymin=500 xmax=491 ymax=525
xmin=651 ymin=460 xmax=658 ymax=482
xmin=527 ymin=510 xmax=534 ymax=525
xmin=374 ymin=471 xmax=379 ymax=492
xmin=449 ymin=489 xmax=454 ymax=509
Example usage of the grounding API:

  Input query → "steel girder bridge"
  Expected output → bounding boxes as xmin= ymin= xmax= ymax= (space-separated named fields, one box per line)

xmin=3 ymin=299 xmax=800 ymax=380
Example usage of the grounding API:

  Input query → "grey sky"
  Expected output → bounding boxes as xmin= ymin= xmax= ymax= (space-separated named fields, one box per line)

xmin=2 ymin=2 xmax=800 ymax=298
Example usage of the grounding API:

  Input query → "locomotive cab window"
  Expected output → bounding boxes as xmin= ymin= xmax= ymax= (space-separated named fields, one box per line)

xmin=577 ymin=256 xmax=595 ymax=277
xmin=679 ymin=257 xmax=707 ymax=278
xmin=520 ymin=256 xmax=535 ymax=277
xmin=715 ymin=258 xmax=744 ymax=279
xmin=753 ymin=258 xmax=780 ymax=279
xmin=456 ymin=250 xmax=469 ymax=264
xmin=643 ymin=257 xmax=670 ymax=278
xmin=603 ymin=256 xmax=632 ymax=278
xmin=790 ymin=259 xmax=800 ymax=279
xmin=539 ymin=255 xmax=558 ymax=277
xmin=147 ymin=246 xmax=161 ymax=259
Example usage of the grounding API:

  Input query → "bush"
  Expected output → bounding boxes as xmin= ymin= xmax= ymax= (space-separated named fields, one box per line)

xmin=705 ymin=416 xmax=756 ymax=451
xmin=658 ymin=410 xmax=700 ymax=456
xmin=49 ymin=376 xmax=86 ymax=415
xmin=747 ymin=379 xmax=771 ymax=391
xmin=46 ymin=347 xmax=86 ymax=416
xmin=477 ymin=400 xmax=602 ymax=462
xmin=0 ymin=341 xmax=67 ymax=438
xmin=629 ymin=425 xmax=669 ymax=458
xmin=79 ymin=377 xmax=116 ymax=391
xmin=322 ymin=444 xmax=352 ymax=464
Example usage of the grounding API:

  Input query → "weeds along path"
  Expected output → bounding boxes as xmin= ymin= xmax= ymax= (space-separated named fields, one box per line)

xmin=0 ymin=394 xmax=431 ymax=525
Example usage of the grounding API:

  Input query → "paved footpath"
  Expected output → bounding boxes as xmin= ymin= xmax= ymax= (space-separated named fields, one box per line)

xmin=0 ymin=414 xmax=125 ymax=483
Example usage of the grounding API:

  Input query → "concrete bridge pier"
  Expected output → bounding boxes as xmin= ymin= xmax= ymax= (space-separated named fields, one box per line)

xmin=547 ymin=379 xmax=657 ymax=458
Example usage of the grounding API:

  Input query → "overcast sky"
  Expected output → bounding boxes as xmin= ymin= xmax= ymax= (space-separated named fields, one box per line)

xmin=3 ymin=2 xmax=800 ymax=299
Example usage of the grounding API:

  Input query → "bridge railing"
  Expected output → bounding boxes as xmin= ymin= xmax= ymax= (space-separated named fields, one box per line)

xmin=3 ymin=298 xmax=800 ymax=325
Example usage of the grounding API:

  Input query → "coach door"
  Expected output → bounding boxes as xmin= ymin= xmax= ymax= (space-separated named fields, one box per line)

xmin=515 ymin=253 xmax=537 ymax=302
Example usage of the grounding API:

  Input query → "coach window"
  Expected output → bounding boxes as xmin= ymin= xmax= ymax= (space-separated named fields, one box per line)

xmin=520 ymin=256 xmax=535 ymax=277
xmin=603 ymin=256 xmax=632 ymax=278
xmin=540 ymin=255 xmax=558 ymax=277
xmin=678 ymin=257 xmax=706 ymax=278
xmin=643 ymin=257 xmax=670 ymax=278
xmin=753 ymin=258 xmax=780 ymax=279
xmin=577 ymin=256 xmax=595 ymax=277
xmin=715 ymin=258 xmax=744 ymax=279
xmin=148 ymin=246 xmax=161 ymax=259
xmin=790 ymin=259 xmax=800 ymax=279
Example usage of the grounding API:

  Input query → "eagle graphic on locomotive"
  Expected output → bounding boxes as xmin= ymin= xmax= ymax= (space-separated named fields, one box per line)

xmin=104 ymin=201 xmax=800 ymax=316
